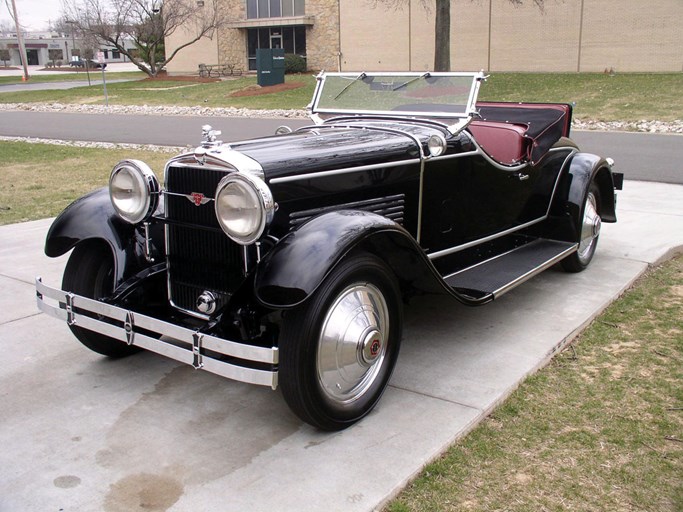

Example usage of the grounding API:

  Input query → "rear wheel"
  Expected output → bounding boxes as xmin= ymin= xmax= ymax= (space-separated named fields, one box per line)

xmin=279 ymin=253 xmax=402 ymax=430
xmin=62 ymin=242 xmax=140 ymax=358
xmin=562 ymin=182 xmax=602 ymax=273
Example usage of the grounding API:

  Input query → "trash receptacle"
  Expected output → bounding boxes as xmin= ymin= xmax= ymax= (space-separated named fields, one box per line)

xmin=257 ymin=48 xmax=285 ymax=87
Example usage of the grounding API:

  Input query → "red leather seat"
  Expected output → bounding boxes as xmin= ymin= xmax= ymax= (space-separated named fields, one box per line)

xmin=467 ymin=121 xmax=530 ymax=165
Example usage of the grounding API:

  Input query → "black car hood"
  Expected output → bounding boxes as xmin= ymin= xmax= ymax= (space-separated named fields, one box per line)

xmin=231 ymin=122 xmax=443 ymax=182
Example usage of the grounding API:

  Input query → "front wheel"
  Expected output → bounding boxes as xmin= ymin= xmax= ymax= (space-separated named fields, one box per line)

xmin=562 ymin=182 xmax=602 ymax=273
xmin=279 ymin=253 xmax=403 ymax=430
xmin=62 ymin=242 xmax=141 ymax=358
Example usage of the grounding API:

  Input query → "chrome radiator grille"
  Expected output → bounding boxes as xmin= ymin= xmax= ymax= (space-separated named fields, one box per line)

xmin=165 ymin=165 xmax=243 ymax=314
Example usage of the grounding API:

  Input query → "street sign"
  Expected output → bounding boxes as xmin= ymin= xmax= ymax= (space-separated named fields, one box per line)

xmin=96 ymin=51 xmax=105 ymax=64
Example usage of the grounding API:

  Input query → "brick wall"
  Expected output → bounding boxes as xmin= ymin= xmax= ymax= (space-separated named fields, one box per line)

xmin=166 ymin=0 xmax=683 ymax=74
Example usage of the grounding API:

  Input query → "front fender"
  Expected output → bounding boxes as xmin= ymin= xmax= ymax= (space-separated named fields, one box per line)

xmin=254 ymin=211 xmax=404 ymax=308
xmin=254 ymin=210 xmax=484 ymax=309
xmin=45 ymin=187 xmax=136 ymax=286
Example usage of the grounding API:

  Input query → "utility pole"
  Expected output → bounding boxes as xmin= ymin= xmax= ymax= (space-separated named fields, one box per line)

xmin=9 ymin=0 xmax=30 ymax=81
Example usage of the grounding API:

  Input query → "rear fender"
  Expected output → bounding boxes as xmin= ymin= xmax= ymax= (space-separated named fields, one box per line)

xmin=549 ymin=153 xmax=618 ymax=242
xmin=45 ymin=187 xmax=145 ymax=287
xmin=566 ymin=153 xmax=617 ymax=220
xmin=254 ymin=210 xmax=454 ymax=309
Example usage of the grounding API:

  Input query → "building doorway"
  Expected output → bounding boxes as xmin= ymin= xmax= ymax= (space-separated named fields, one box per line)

xmin=26 ymin=49 xmax=39 ymax=65
xmin=247 ymin=26 xmax=306 ymax=70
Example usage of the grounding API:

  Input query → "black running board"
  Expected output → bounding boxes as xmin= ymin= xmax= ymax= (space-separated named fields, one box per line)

xmin=444 ymin=239 xmax=577 ymax=301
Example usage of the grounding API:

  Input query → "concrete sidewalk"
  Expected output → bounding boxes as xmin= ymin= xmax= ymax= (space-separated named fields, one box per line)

xmin=1 ymin=181 xmax=681 ymax=512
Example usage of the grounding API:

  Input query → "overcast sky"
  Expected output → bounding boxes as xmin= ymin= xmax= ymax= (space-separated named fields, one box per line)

xmin=1 ymin=0 xmax=63 ymax=31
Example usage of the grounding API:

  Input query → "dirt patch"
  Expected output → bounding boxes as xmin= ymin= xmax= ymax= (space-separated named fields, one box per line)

xmin=143 ymin=72 xmax=220 ymax=83
xmin=229 ymin=81 xmax=305 ymax=97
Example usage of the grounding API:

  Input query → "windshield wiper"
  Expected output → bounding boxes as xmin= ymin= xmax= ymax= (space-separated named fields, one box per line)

xmin=392 ymin=72 xmax=430 ymax=91
xmin=333 ymin=72 xmax=367 ymax=100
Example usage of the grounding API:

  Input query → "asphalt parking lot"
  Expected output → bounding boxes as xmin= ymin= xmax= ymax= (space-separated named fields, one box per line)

xmin=1 ymin=179 xmax=681 ymax=512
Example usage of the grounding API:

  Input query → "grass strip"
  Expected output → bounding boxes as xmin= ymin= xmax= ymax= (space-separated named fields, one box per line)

xmin=1 ymin=73 xmax=681 ymax=122
xmin=0 ymin=141 xmax=171 ymax=225
xmin=387 ymin=255 xmax=683 ymax=511
xmin=0 ymin=71 xmax=146 ymax=85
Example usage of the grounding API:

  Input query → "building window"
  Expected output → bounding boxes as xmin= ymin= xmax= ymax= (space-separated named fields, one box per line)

xmin=246 ymin=0 xmax=304 ymax=19
xmin=247 ymin=26 xmax=306 ymax=70
xmin=112 ymin=50 xmax=121 ymax=59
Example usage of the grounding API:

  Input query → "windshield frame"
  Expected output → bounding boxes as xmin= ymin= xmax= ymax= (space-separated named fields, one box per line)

xmin=309 ymin=71 xmax=485 ymax=121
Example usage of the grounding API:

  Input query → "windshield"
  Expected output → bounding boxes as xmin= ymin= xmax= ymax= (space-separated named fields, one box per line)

xmin=311 ymin=71 xmax=484 ymax=119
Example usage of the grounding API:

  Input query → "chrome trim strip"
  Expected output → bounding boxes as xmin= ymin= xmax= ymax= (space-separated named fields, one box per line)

xmin=167 ymin=148 xmax=264 ymax=179
xmin=461 ymin=131 xmax=529 ymax=171
xmin=416 ymin=158 xmax=426 ymax=243
xmin=429 ymin=150 xmax=481 ymax=162
xmin=268 ymin=158 xmax=421 ymax=185
xmin=36 ymin=278 xmax=278 ymax=388
xmin=428 ymin=217 xmax=547 ymax=260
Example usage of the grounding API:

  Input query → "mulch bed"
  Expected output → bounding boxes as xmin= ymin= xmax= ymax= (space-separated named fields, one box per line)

xmin=229 ymin=81 xmax=305 ymax=97
xmin=143 ymin=71 xmax=220 ymax=83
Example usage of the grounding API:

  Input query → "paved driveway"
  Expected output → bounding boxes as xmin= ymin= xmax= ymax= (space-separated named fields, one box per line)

xmin=1 ymin=180 xmax=681 ymax=511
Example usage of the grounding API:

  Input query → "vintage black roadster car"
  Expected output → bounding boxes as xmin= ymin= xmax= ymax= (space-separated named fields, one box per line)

xmin=36 ymin=71 xmax=623 ymax=430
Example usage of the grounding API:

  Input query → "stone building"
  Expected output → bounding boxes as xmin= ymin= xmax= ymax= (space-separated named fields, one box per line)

xmin=165 ymin=0 xmax=683 ymax=74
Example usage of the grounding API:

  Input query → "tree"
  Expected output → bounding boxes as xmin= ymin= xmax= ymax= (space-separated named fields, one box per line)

xmin=48 ymin=49 xmax=64 ymax=66
xmin=60 ymin=0 xmax=231 ymax=77
xmin=0 ymin=19 xmax=15 ymax=34
xmin=373 ymin=0 xmax=545 ymax=72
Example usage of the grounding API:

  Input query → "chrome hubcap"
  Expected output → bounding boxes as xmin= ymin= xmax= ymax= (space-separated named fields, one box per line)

xmin=360 ymin=329 xmax=383 ymax=366
xmin=317 ymin=283 xmax=389 ymax=406
xmin=578 ymin=192 xmax=600 ymax=263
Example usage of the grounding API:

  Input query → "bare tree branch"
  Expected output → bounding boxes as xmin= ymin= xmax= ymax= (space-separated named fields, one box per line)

xmin=60 ymin=0 xmax=231 ymax=76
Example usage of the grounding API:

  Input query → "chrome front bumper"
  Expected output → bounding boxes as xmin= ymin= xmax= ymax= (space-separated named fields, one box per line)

xmin=35 ymin=277 xmax=278 ymax=389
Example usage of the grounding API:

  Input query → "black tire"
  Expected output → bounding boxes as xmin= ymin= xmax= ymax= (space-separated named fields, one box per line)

xmin=562 ymin=182 xmax=602 ymax=273
xmin=62 ymin=242 xmax=141 ymax=358
xmin=279 ymin=253 xmax=403 ymax=430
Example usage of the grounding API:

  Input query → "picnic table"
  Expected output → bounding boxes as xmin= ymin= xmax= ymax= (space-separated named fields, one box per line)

xmin=198 ymin=63 xmax=243 ymax=78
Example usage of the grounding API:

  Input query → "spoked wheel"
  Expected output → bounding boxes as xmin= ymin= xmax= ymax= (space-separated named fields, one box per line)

xmin=562 ymin=182 xmax=602 ymax=273
xmin=279 ymin=253 xmax=402 ymax=430
xmin=62 ymin=242 xmax=141 ymax=358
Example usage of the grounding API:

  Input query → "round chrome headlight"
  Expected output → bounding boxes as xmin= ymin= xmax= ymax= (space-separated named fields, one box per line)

xmin=215 ymin=173 xmax=274 ymax=245
xmin=427 ymin=134 xmax=447 ymax=157
xmin=109 ymin=160 xmax=160 ymax=224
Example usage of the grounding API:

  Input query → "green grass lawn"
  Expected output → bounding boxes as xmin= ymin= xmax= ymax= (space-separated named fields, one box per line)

xmin=0 ymin=71 xmax=146 ymax=85
xmin=387 ymin=255 xmax=683 ymax=511
xmin=1 ymin=72 xmax=681 ymax=121
xmin=478 ymin=72 xmax=683 ymax=122
xmin=0 ymin=141 xmax=171 ymax=225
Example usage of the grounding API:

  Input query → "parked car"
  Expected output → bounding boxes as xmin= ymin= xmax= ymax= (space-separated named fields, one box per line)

xmin=70 ymin=58 xmax=106 ymax=69
xmin=36 ymin=71 xmax=623 ymax=430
